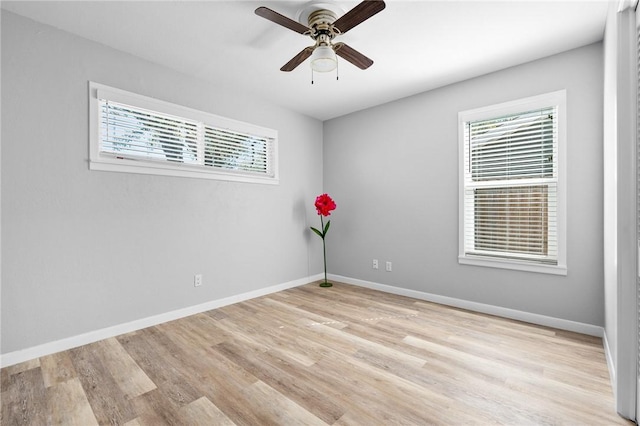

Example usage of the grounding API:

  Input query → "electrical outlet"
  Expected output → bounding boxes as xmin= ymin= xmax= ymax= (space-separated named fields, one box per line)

xmin=194 ymin=274 xmax=202 ymax=287
xmin=386 ymin=261 xmax=392 ymax=272
xmin=372 ymin=259 xmax=379 ymax=269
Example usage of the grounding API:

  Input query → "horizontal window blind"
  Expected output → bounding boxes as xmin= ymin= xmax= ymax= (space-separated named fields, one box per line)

xmin=469 ymin=108 xmax=555 ymax=181
xmin=204 ymin=127 xmax=272 ymax=175
xmin=100 ymin=101 xmax=201 ymax=165
xmin=463 ymin=106 xmax=558 ymax=264
xmin=91 ymin=82 xmax=278 ymax=183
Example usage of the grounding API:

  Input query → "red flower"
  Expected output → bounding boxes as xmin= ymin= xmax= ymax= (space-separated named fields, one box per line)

xmin=310 ymin=194 xmax=337 ymax=287
xmin=314 ymin=193 xmax=337 ymax=217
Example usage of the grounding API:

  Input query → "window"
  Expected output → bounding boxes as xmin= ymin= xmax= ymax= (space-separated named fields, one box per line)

xmin=89 ymin=82 xmax=278 ymax=184
xmin=458 ymin=91 xmax=566 ymax=275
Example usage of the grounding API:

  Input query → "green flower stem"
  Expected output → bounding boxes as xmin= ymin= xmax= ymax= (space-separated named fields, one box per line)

xmin=311 ymin=215 xmax=332 ymax=287
xmin=314 ymin=216 xmax=332 ymax=287
xmin=321 ymin=216 xmax=328 ymax=285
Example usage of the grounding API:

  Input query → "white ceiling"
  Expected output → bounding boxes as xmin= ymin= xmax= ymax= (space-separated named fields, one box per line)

xmin=2 ymin=0 xmax=610 ymax=121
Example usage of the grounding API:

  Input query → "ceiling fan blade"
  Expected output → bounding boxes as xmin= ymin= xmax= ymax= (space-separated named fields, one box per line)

xmin=255 ymin=7 xmax=310 ymax=34
xmin=281 ymin=47 xmax=315 ymax=72
xmin=333 ymin=0 xmax=386 ymax=34
xmin=334 ymin=43 xmax=374 ymax=70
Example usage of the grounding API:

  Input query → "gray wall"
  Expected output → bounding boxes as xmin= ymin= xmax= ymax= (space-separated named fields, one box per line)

xmin=323 ymin=43 xmax=604 ymax=326
xmin=1 ymin=12 xmax=324 ymax=354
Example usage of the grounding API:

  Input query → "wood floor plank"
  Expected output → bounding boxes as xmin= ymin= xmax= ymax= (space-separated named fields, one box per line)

xmin=130 ymin=387 xmax=188 ymax=425
xmin=177 ymin=396 xmax=236 ymax=425
xmin=247 ymin=296 xmax=349 ymax=330
xmin=119 ymin=324 xmax=251 ymax=424
xmin=68 ymin=343 xmax=138 ymax=425
xmin=116 ymin=328 xmax=181 ymax=387
xmin=130 ymin=374 xmax=202 ymax=423
xmin=0 ymin=281 xmax=633 ymax=425
xmin=95 ymin=338 xmax=157 ymax=399
xmin=2 ymin=358 xmax=41 ymax=378
xmin=153 ymin=314 xmax=226 ymax=355
xmin=123 ymin=411 xmax=168 ymax=426
xmin=40 ymin=351 xmax=78 ymax=388
xmin=1 ymin=367 xmax=48 ymax=425
xmin=310 ymin=354 xmax=459 ymax=425
xmin=45 ymin=377 xmax=99 ymax=425
xmin=240 ymin=381 xmax=327 ymax=426
xmin=213 ymin=335 xmax=345 ymax=424
xmin=308 ymin=318 xmax=429 ymax=368
xmin=152 ymin=322 xmax=259 ymax=393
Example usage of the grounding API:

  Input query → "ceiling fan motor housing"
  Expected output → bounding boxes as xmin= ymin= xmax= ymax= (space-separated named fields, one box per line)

xmin=308 ymin=9 xmax=339 ymax=47
xmin=308 ymin=9 xmax=337 ymax=28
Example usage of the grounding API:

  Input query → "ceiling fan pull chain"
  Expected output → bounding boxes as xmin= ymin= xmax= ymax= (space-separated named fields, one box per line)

xmin=311 ymin=68 xmax=314 ymax=85
xmin=336 ymin=58 xmax=339 ymax=81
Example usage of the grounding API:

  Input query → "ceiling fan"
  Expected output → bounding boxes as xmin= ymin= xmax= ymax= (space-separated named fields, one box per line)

xmin=255 ymin=1 xmax=386 ymax=73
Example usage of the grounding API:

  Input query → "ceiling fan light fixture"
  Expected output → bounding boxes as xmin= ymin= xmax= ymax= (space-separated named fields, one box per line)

xmin=310 ymin=45 xmax=337 ymax=72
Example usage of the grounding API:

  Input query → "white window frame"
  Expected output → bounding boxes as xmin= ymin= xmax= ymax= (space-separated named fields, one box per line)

xmin=458 ymin=90 xmax=567 ymax=275
xmin=89 ymin=82 xmax=279 ymax=184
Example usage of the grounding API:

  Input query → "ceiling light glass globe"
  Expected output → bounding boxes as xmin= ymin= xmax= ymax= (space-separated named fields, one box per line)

xmin=310 ymin=45 xmax=337 ymax=72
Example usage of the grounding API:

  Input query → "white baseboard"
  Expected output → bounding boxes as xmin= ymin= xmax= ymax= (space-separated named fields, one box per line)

xmin=1 ymin=274 xmax=322 ymax=368
xmin=2 ymin=273 xmax=604 ymax=368
xmin=330 ymin=274 xmax=604 ymax=337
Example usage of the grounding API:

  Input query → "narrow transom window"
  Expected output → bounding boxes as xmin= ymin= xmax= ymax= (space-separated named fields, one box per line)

xmin=458 ymin=91 xmax=566 ymax=275
xmin=89 ymin=82 xmax=278 ymax=184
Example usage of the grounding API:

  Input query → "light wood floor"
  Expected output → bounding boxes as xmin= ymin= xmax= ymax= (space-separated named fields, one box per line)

xmin=1 ymin=282 xmax=633 ymax=425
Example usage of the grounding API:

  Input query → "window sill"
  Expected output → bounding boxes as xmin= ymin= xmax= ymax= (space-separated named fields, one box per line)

xmin=458 ymin=255 xmax=567 ymax=276
xmin=89 ymin=157 xmax=279 ymax=185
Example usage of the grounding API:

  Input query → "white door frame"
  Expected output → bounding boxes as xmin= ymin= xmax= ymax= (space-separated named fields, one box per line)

xmin=635 ymin=4 xmax=640 ymax=421
xmin=613 ymin=1 xmax=638 ymax=421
